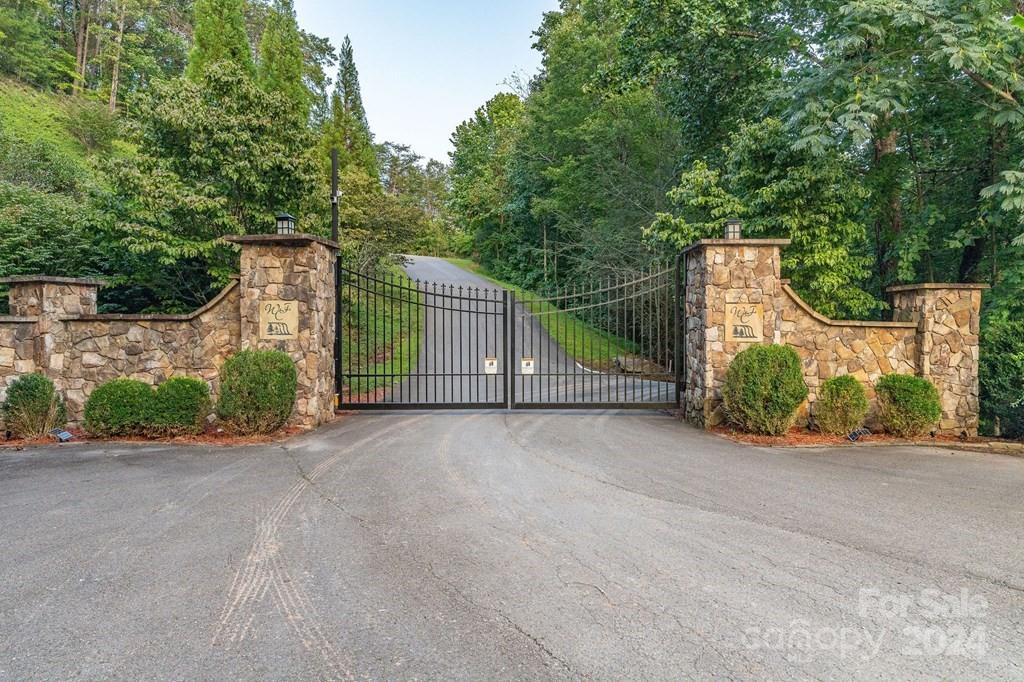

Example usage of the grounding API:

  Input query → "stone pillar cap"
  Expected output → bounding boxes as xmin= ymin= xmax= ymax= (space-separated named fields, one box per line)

xmin=0 ymin=275 xmax=106 ymax=287
xmin=225 ymin=233 xmax=339 ymax=250
xmin=886 ymin=283 xmax=990 ymax=293
xmin=681 ymin=238 xmax=791 ymax=255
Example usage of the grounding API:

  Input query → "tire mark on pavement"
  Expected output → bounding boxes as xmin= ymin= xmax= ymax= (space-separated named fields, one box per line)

xmin=212 ymin=416 xmax=425 ymax=680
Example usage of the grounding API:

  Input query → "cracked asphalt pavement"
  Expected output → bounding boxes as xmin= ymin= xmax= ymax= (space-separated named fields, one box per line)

xmin=2 ymin=411 xmax=1023 ymax=680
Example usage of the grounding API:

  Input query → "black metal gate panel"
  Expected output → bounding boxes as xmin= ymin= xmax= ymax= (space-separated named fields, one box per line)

xmin=339 ymin=267 xmax=508 ymax=409
xmin=337 ymin=260 xmax=681 ymax=411
xmin=509 ymin=261 xmax=681 ymax=409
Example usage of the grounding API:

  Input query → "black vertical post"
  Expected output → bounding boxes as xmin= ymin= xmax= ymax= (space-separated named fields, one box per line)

xmin=331 ymin=148 xmax=342 ymax=404
xmin=506 ymin=290 xmax=514 ymax=408
xmin=674 ymin=253 xmax=683 ymax=410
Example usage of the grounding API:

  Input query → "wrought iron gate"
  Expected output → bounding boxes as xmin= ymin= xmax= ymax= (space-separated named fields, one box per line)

xmin=338 ymin=268 xmax=508 ymax=409
xmin=337 ymin=259 xmax=681 ymax=410
xmin=510 ymin=261 xmax=681 ymax=409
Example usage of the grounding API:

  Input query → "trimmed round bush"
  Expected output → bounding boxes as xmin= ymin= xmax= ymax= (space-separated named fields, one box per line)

xmin=84 ymin=379 xmax=155 ymax=437
xmin=722 ymin=344 xmax=808 ymax=435
xmin=1 ymin=373 xmax=66 ymax=439
xmin=875 ymin=374 xmax=942 ymax=438
xmin=814 ymin=375 xmax=869 ymax=436
xmin=151 ymin=377 xmax=211 ymax=436
xmin=216 ymin=350 xmax=297 ymax=435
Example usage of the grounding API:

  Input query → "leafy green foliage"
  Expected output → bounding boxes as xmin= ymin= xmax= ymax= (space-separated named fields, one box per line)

xmin=814 ymin=375 xmax=869 ymax=436
xmin=186 ymin=0 xmax=255 ymax=80
xmin=258 ymin=0 xmax=309 ymax=119
xmin=979 ymin=317 xmax=1024 ymax=439
xmin=216 ymin=350 xmax=297 ymax=435
xmin=722 ymin=345 xmax=808 ymax=435
xmin=1 ymin=373 xmax=66 ymax=439
xmin=0 ymin=125 xmax=110 ymax=314
xmin=109 ymin=62 xmax=317 ymax=301
xmin=649 ymin=119 xmax=879 ymax=318
xmin=83 ymin=378 xmax=156 ymax=437
xmin=448 ymin=93 xmax=524 ymax=269
xmin=787 ymin=0 xmax=1024 ymax=294
xmin=151 ymin=377 xmax=212 ymax=436
xmin=875 ymin=374 xmax=942 ymax=438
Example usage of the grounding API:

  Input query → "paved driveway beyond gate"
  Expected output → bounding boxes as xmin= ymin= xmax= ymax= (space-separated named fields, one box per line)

xmin=1 ymin=412 xmax=1022 ymax=680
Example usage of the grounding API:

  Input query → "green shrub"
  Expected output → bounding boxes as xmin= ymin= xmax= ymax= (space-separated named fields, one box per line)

xmin=1 ymin=373 xmax=66 ymax=439
xmin=814 ymin=375 xmax=869 ymax=435
xmin=722 ymin=344 xmax=808 ymax=435
xmin=875 ymin=374 xmax=942 ymax=438
xmin=980 ymin=318 xmax=1024 ymax=439
xmin=151 ymin=377 xmax=211 ymax=436
xmin=67 ymin=99 xmax=118 ymax=152
xmin=216 ymin=350 xmax=297 ymax=435
xmin=83 ymin=378 xmax=155 ymax=437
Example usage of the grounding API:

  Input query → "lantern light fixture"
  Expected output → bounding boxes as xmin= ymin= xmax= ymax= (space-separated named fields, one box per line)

xmin=276 ymin=212 xmax=296 ymax=235
xmin=725 ymin=218 xmax=742 ymax=240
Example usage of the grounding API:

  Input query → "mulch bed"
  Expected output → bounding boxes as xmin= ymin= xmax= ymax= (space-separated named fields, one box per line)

xmin=711 ymin=425 xmax=1024 ymax=454
xmin=0 ymin=423 xmax=308 ymax=449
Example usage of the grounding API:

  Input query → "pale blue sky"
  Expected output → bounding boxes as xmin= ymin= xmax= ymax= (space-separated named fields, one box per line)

xmin=294 ymin=0 xmax=559 ymax=163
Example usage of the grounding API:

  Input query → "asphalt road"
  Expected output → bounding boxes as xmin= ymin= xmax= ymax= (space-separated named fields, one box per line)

xmin=2 ymin=412 xmax=1023 ymax=680
xmin=395 ymin=257 xmax=675 ymax=407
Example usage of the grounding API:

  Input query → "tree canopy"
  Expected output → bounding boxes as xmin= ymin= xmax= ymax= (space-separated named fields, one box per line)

xmin=448 ymin=0 xmax=1024 ymax=322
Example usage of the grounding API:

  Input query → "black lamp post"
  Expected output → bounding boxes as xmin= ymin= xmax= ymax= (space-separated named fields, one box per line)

xmin=276 ymin=212 xmax=296 ymax=235
xmin=725 ymin=218 xmax=742 ymax=240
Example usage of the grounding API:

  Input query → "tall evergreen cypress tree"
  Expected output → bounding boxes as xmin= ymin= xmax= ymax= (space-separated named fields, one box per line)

xmin=336 ymin=36 xmax=369 ymax=130
xmin=322 ymin=35 xmax=377 ymax=178
xmin=258 ymin=0 xmax=308 ymax=117
xmin=186 ymin=0 xmax=255 ymax=80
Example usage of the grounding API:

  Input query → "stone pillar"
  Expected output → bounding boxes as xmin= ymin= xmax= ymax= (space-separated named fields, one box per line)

xmin=3 ymin=275 xmax=103 ymax=318
xmin=889 ymin=284 xmax=988 ymax=437
xmin=227 ymin=234 xmax=338 ymax=429
xmin=681 ymin=239 xmax=790 ymax=426
xmin=0 ymin=275 xmax=104 ymax=379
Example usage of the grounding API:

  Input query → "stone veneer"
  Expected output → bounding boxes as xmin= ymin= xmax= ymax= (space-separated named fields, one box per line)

xmin=228 ymin=234 xmax=337 ymax=428
xmin=683 ymin=239 xmax=986 ymax=436
xmin=0 ymin=234 xmax=338 ymax=431
xmin=890 ymin=284 xmax=986 ymax=435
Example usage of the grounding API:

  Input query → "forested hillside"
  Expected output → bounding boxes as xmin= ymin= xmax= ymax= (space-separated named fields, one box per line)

xmin=450 ymin=0 xmax=1024 ymax=319
xmin=0 ymin=0 xmax=451 ymax=313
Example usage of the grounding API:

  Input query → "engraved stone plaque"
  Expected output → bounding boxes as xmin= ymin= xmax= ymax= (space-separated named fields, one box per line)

xmin=725 ymin=303 xmax=763 ymax=343
xmin=260 ymin=300 xmax=299 ymax=340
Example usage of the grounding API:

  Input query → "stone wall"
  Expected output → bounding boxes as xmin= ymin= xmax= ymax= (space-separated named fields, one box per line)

xmin=0 ymin=276 xmax=241 ymax=425
xmin=683 ymin=239 xmax=985 ymax=436
xmin=58 ymin=284 xmax=241 ymax=418
xmin=0 ymin=235 xmax=338 ymax=432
